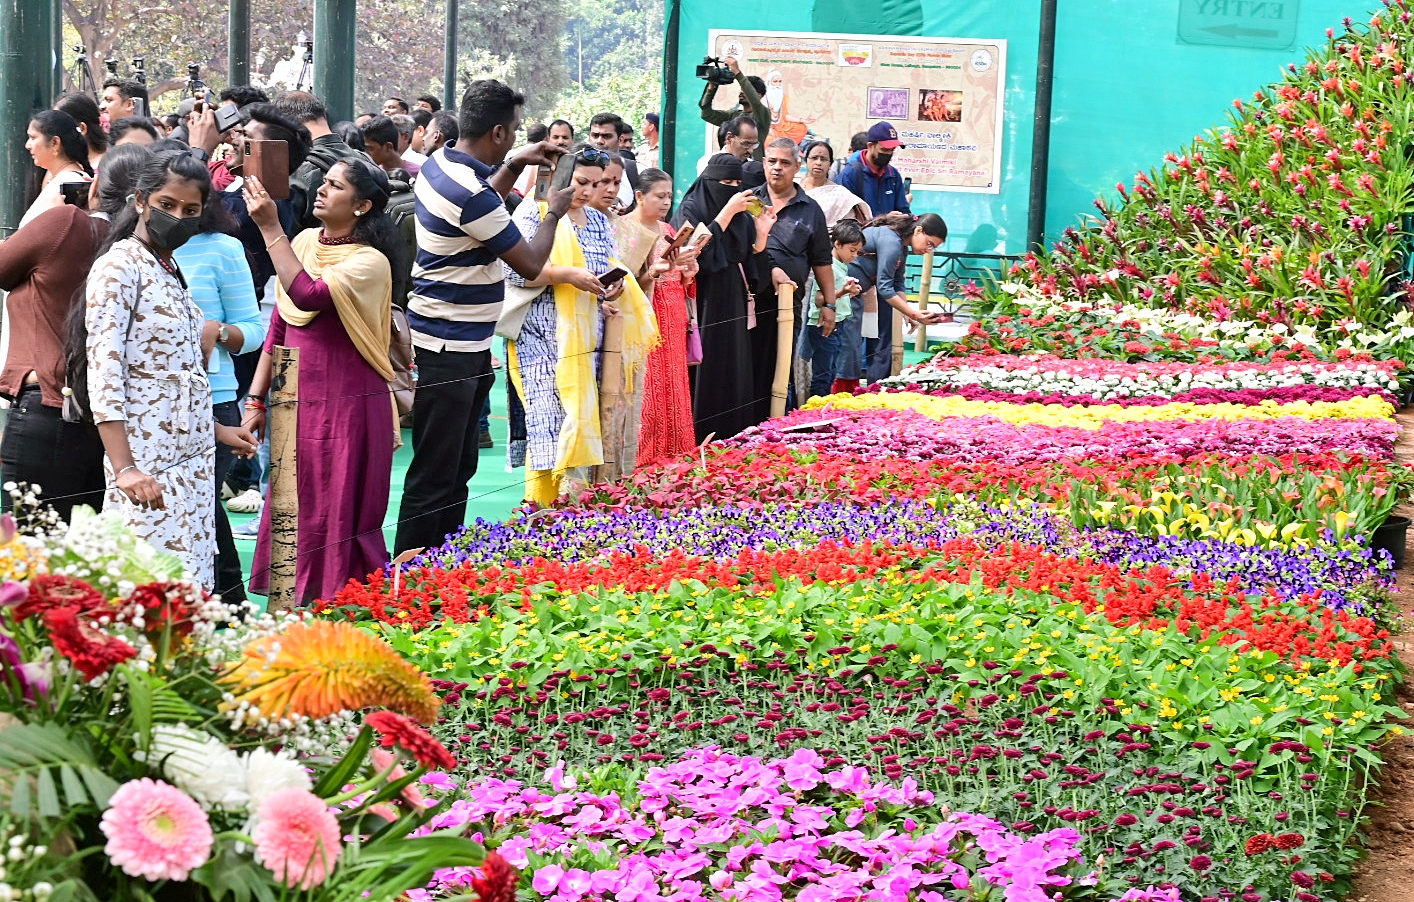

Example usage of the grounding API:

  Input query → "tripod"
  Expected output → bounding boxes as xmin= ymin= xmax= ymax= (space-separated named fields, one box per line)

xmin=72 ymin=46 xmax=97 ymax=97
xmin=295 ymin=40 xmax=313 ymax=91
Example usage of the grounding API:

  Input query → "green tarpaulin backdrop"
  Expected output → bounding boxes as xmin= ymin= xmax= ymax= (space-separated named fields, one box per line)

xmin=664 ymin=0 xmax=1375 ymax=253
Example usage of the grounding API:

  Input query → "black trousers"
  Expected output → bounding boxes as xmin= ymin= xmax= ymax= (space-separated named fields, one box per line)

xmin=212 ymin=400 xmax=247 ymax=603
xmin=0 ymin=386 xmax=105 ymax=523
xmin=394 ymin=347 xmax=494 ymax=555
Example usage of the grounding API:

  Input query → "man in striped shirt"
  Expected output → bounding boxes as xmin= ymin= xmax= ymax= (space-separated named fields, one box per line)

xmin=394 ymin=80 xmax=572 ymax=554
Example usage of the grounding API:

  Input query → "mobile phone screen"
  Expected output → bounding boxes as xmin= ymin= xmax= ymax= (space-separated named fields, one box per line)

xmin=597 ymin=267 xmax=630 ymax=286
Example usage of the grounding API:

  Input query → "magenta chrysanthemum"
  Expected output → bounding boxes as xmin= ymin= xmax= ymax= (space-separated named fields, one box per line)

xmin=100 ymin=778 xmax=213 ymax=881
xmin=252 ymin=787 xmax=342 ymax=890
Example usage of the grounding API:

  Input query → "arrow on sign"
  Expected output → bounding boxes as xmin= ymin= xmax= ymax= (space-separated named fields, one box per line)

xmin=1201 ymin=24 xmax=1281 ymax=38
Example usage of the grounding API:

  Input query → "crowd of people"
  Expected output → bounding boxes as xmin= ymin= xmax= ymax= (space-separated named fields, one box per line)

xmin=0 ymin=63 xmax=948 ymax=607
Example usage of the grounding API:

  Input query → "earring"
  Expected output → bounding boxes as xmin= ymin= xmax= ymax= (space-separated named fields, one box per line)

xmin=354 ymin=211 xmax=363 ymax=217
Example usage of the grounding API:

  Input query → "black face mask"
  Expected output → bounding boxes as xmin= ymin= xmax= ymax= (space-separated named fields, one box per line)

xmin=871 ymin=150 xmax=893 ymax=168
xmin=144 ymin=206 xmax=201 ymax=252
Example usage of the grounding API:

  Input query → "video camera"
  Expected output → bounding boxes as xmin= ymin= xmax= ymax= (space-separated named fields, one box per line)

xmin=186 ymin=62 xmax=205 ymax=98
xmin=695 ymin=56 xmax=736 ymax=86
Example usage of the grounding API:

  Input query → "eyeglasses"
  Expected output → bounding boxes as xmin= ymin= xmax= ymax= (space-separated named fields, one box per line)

xmin=732 ymin=138 xmax=759 ymax=149
xmin=576 ymin=147 xmax=612 ymax=166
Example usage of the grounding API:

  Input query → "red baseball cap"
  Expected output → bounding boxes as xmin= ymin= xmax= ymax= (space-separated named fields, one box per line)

xmin=866 ymin=121 xmax=904 ymax=149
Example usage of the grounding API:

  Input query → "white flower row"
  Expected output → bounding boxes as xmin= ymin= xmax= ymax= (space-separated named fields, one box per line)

xmin=999 ymin=284 xmax=1414 ymax=353
xmin=889 ymin=361 xmax=1400 ymax=396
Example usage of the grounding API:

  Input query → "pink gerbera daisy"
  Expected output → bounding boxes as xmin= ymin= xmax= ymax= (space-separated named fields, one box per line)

xmin=252 ymin=787 xmax=342 ymax=889
xmin=100 ymin=778 xmax=213 ymax=881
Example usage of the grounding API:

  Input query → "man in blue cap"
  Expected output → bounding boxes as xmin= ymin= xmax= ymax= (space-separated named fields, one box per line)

xmin=836 ymin=121 xmax=911 ymax=216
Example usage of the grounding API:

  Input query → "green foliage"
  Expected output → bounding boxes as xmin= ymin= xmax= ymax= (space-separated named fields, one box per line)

xmin=545 ymin=69 xmax=663 ymax=137
xmin=1002 ymin=8 xmax=1414 ymax=340
xmin=455 ymin=0 xmax=569 ymax=117
xmin=563 ymin=0 xmax=664 ymax=86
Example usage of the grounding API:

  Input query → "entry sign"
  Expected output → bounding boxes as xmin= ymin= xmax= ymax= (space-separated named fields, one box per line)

xmin=1177 ymin=0 xmax=1299 ymax=50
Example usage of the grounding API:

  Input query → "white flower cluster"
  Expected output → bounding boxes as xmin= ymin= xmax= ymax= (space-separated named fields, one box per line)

xmin=220 ymin=694 xmax=361 ymax=758
xmin=135 ymin=723 xmax=312 ymax=814
xmin=0 ymin=832 xmax=55 ymax=902
xmin=999 ymin=283 xmax=1414 ymax=354
xmin=890 ymin=361 xmax=1400 ymax=397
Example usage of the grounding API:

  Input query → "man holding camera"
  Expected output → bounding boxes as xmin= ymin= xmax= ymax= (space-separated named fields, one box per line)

xmin=393 ymin=80 xmax=574 ymax=556
xmin=698 ymin=56 xmax=770 ymax=161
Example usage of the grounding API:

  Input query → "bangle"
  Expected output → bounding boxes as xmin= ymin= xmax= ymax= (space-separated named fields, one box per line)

xmin=244 ymin=397 xmax=267 ymax=411
xmin=116 ymin=465 xmax=139 ymax=478
xmin=264 ymin=234 xmax=287 ymax=251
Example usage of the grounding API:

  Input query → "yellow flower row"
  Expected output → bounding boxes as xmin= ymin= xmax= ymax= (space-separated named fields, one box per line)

xmin=802 ymin=391 xmax=1394 ymax=429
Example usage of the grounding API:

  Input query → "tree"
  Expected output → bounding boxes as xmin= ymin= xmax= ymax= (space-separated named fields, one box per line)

xmin=563 ymin=0 xmax=663 ymax=86
xmin=545 ymin=69 xmax=661 ymax=136
xmin=455 ymin=0 xmax=568 ymax=118
xmin=60 ymin=0 xmax=445 ymax=114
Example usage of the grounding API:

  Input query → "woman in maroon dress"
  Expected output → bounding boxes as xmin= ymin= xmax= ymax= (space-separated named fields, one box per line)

xmin=632 ymin=169 xmax=701 ymax=466
xmin=241 ymin=162 xmax=398 ymax=606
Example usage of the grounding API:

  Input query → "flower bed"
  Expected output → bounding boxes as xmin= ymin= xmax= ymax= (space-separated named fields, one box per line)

xmin=410 ymin=747 xmax=1177 ymax=902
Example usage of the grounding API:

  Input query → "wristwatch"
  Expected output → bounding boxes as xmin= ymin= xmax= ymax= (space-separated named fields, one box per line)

xmin=218 ymin=324 xmax=229 ymax=345
xmin=822 ymin=302 xmax=836 ymax=310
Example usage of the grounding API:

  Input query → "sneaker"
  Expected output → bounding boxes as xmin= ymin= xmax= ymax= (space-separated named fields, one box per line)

xmin=478 ymin=428 xmax=494 ymax=449
xmin=220 ymin=482 xmax=237 ymax=501
xmin=227 ymin=488 xmax=264 ymax=513
xmin=231 ymin=517 xmax=261 ymax=540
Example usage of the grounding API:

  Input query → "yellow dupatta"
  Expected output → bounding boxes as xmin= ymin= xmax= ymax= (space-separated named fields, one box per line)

xmin=276 ymin=230 xmax=395 ymax=381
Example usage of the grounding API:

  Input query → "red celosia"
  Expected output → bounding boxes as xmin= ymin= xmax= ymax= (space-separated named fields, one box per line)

xmin=17 ymin=574 xmax=106 ymax=622
xmin=43 ymin=607 xmax=137 ymax=680
xmin=472 ymin=851 xmax=518 ymax=902
xmin=365 ymin=710 xmax=457 ymax=771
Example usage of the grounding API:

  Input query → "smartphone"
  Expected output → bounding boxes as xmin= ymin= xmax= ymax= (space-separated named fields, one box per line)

xmin=744 ymin=195 xmax=766 ymax=216
xmin=597 ymin=266 xmax=630 ymax=287
xmin=903 ymin=177 xmax=913 ymax=194
xmin=533 ymin=163 xmax=553 ymax=201
xmin=663 ymin=223 xmax=695 ymax=256
xmin=214 ymin=103 xmax=242 ymax=132
xmin=60 ymin=181 xmax=89 ymax=208
xmin=246 ymin=139 xmax=290 ymax=200
xmin=549 ymin=151 xmax=577 ymax=192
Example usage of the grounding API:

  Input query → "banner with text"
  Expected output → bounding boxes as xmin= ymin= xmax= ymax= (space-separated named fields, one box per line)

xmin=707 ymin=30 xmax=1008 ymax=193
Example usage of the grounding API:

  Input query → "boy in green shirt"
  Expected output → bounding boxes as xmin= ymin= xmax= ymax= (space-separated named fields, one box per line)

xmin=800 ymin=220 xmax=865 ymax=399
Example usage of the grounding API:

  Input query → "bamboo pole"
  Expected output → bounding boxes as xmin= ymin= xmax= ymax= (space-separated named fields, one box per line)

xmin=266 ymin=346 xmax=299 ymax=613
xmin=770 ymin=283 xmax=793 ymax=419
xmin=891 ymin=306 xmax=905 ymax=377
xmin=595 ymin=314 xmax=625 ymax=483
xmin=915 ymin=250 xmax=934 ymax=353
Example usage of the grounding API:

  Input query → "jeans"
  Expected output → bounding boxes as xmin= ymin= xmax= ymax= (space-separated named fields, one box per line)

xmin=0 ymin=386 xmax=105 ymax=523
xmin=865 ymin=301 xmax=895 ymax=383
xmin=804 ymin=324 xmax=842 ymax=399
xmin=212 ymin=400 xmax=247 ymax=603
xmin=394 ymin=346 xmax=494 ymax=554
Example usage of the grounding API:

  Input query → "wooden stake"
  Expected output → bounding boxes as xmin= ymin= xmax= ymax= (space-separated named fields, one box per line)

xmin=770 ymin=283 xmax=793 ymax=419
xmin=266 ymin=345 xmax=299 ymax=613
xmin=915 ymin=250 xmax=935 ymax=353
xmin=891 ymin=306 xmax=905 ymax=377
xmin=595 ymin=314 xmax=625 ymax=483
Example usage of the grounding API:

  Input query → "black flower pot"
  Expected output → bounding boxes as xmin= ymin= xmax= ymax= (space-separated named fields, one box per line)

xmin=1371 ymin=515 xmax=1409 ymax=570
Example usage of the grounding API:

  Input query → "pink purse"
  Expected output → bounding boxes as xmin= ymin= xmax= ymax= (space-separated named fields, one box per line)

xmin=685 ymin=298 xmax=704 ymax=365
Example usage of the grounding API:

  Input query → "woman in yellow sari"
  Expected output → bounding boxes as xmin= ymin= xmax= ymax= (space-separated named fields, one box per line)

xmin=501 ymin=148 xmax=655 ymax=505
xmin=241 ymin=161 xmax=398 ymax=604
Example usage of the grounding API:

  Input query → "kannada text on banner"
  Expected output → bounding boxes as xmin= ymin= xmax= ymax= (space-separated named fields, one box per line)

xmin=707 ymin=30 xmax=1008 ymax=193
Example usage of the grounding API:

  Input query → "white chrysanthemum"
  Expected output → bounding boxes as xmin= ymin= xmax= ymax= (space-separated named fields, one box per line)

xmin=137 ymin=724 xmax=248 ymax=811
xmin=243 ymin=748 xmax=312 ymax=812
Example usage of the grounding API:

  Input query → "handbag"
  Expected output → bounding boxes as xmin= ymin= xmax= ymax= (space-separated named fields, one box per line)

xmin=685 ymin=296 xmax=703 ymax=366
xmin=388 ymin=306 xmax=416 ymax=416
